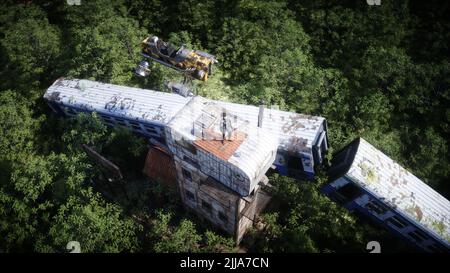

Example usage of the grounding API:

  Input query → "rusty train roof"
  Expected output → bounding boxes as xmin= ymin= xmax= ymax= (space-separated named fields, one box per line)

xmin=347 ymin=138 xmax=450 ymax=245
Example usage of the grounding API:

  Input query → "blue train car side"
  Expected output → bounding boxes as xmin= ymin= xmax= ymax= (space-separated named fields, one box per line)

xmin=44 ymin=78 xmax=329 ymax=179
xmin=325 ymin=138 xmax=450 ymax=252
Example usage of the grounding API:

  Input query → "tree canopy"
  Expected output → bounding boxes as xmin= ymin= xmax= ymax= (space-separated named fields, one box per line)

xmin=0 ymin=0 xmax=448 ymax=253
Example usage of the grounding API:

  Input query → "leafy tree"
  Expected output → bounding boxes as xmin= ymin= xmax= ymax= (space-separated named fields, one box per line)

xmin=37 ymin=188 xmax=139 ymax=253
xmin=201 ymin=231 xmax=236 ymax=253
xmin=61 ymin=112 xmax=109 ymax=153
xmin=61 ymin=0 xmax=128 ymax=28
xmin=102 ymin=126 xmax=147 ymax=175
xmin=248 ymin=212 xmax=318 ymax=253
xmin=64 ymin=15 xmax=145 ymax=85
xmin=0 ymin=0 xmax=448 ymax=253
xmin=0 ymin=90 xmax=42 ymax=162
xmin=255 ymin=174 xmax=384 ymax=252
xmin=405 ymin=127 xmax=449 ymax=193
xmin=150 ymin=210 xmax=202 ymax=253
xmin=0 ymin=155 xmax=54 ymax=252
xmin=0 ymin=4 xmax=61 ymax=94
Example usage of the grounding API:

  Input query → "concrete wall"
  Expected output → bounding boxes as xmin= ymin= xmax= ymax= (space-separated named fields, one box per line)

xmin=173 ymin=155 xmax=267 ymax=244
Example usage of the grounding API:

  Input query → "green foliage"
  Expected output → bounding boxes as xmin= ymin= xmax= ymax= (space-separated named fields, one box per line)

xmin=150 ymin=210 xmax=201 ymax=253
xmin=0 ymin=5 xmax=61 ymax=94
xmin=0 ymin=155 xmax=55 ymax=251
xmin=39 ymin=188 xmax=139 ymax=253
xmin=252 ymin=174 xmax=377 ymax=252
xmin=0 ymin=0 xmax=448 ymax=253
xmin=62 ymin=112 xmax=109 ymax=152
xmin=201 ymin=231 xmax=236 ymax=253
xmin=148 ymin=210 xmax=236 ymax=253
xmin=406 ymin=127 xmax=449 ymax=191
xmin=216 ymin=1 xmax=316 ymax=105
xmin=103 ymin=127 xmax=147 ymax=175
xmin=0 ymin=91 xmax=42 ymax=162
xmin=65 ymin=15 xmax=145 ymax=84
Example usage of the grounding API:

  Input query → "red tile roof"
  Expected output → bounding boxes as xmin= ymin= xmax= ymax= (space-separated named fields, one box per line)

xmin=194 ymin=131 xmax=247 ymax=161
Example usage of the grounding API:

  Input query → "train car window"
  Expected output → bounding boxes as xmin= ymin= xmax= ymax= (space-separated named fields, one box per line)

xmin=287 ymin=156 xmax=303 ymax=171
xmin=320 ymin=134 xmax=327 ymax=157
xmin=115 ymin=117 xmax=126 ymax=125
xmin=408 ymin=230 xmax=429 ymax=243
xmin=175 ymin=139 xmax=197 ymax=155
xmin=130 ymin=124 xmax=141 ymax=131
xmin=332 ymin=183 xmax=363 ymax=203
xmin=104 ymin=119 xmax=114 ymax=125
xmin=364 ymin=200 xmax=389 ymax=215
xmin=182 ymin=168 xmax=192 ymax=181
xmin=183 ymin=156 xmax=200 ymax=169
xmin=185 ymin=190 xmax=195 ymax=201
xmin=66 ymin=108 xmax=76 ymax=115
xmin=386 ymin=215 xmax=408 ymax=229
xmin=218 ymin=211 xmax=228 ymax=224
xmin=145 ymin=125 xmax=159 ymax=135
xmin=201 ymin=200 xmax=212 ymax=214
xmin=99 ymin=113 xmax=111 ymax=120
xmin=144 ymin=124 xmax=156 ymax=130
xmin=312 ymin=131 xmax=326 ymax=165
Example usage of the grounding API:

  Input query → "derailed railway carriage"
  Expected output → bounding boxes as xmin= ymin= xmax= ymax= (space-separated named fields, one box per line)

xmin=44 ymin=78 xmax=450 ymax=251
xmin=214 ymin=100 xmax=328 ymax=179
xmin=44 ymin=78 xmax=191 ymax=145
xmin=44 ymin=78 xmax=328 ymax=179
xmin=44 ymin=77 xmax=328 ymax=243
xmin=325 ymin=138 xmax=450 ymax=252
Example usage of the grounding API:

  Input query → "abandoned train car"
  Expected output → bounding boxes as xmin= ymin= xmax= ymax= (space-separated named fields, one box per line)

xmin=44 ymin=78 xmax=191 ymax=145
xmin=43 ymin=77 xmax=328 ymax=243
xmin=325 ymin=138 xmax=450 ymax=252
xmin=44 ymin=78 xmax=328 ymax=179
xmin=214 ymin=100 xmax=328 ymax=179
xmin=44 ymin=78 xmax=450 ymax=251
xmin=165 ymin=96 xmax=277 ymax=242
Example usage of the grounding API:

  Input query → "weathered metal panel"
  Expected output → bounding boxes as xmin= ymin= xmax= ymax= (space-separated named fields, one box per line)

xmin=347 ymin=138 xmax=450 ymax=245
xmin=44 ymin=78 xmax=326 ymax=193
xmin=142 ymin=146 xmax=177 ymax=187
xmin=44 ymin=78 xmax=191 ymax=125
xmin=214 ymin=100 xmax=326 ymax=170
xmin=167 ymin=96 xmax=278 ymax=196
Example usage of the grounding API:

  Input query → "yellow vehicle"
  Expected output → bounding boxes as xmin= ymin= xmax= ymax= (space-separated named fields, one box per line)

xmin=136 ymin=36 xmax=218 ymax=81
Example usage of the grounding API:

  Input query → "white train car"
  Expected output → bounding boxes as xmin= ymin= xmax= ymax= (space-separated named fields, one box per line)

xmin=44 ymin=78 xmax=328 ymax=179
xmin=44 ymin=78 xmax=191 ymax=145
xmin=215 ymin=100 xmax=328 ymax=179
xmin=325 ymin=137 xmax=450 ymax=252
xmin=44 ymin=78 xmax=449 ymax=251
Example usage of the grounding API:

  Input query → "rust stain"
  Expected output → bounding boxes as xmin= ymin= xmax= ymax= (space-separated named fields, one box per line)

xmin=284 ymin=136 xmax=308 ymax=153
xmin=143 ymin=146 xmax=177 ymax=187
xmin=282 ymin=115 xmax=306 ymax=134
xmin=48 ymin=92 xmax=61 ymax=101
xmin=414 ymin=205 xmax=423 ymax=221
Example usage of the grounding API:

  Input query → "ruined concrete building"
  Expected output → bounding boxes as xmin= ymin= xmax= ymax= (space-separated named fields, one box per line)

xmin=165 ymin=97 xmax=278 ymax=242
xmin=43 ymin=78 xmax=328 ymax=244
xmin=326 ymin=138 xmax=450 ymax=252
xmin=43 ymin=78 xmax=449 ymax=251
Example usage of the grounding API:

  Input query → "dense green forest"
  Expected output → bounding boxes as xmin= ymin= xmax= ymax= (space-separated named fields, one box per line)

xmin=0 ymin=0 xmax=448 ymax=252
